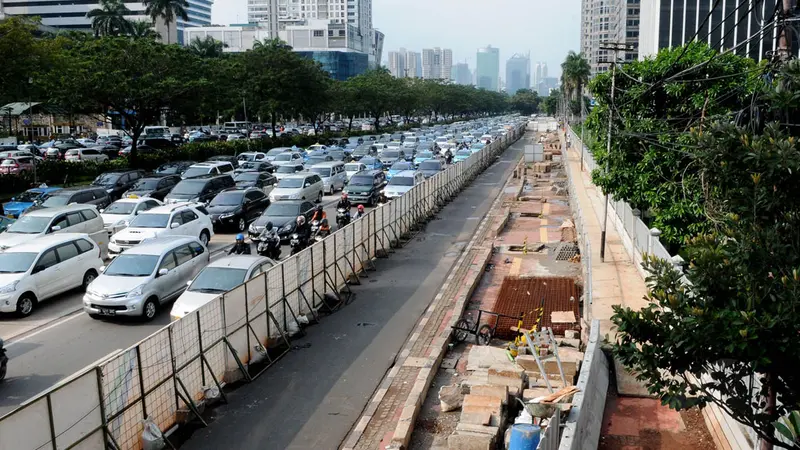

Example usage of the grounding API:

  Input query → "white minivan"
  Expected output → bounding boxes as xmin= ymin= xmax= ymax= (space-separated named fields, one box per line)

xmin=0 ymin=233 xmax=103 ymax=317
xmin=269 ymin=173 xmax=324 ymax=203
xmin=308 ymin=161 xmax=347 ymax=195
xmin=0 ymin=205 xmax=108 ymax=256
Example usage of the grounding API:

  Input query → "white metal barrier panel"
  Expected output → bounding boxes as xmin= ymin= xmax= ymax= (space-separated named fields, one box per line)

xmin=0 ymin=123 xmax=526 ymax=450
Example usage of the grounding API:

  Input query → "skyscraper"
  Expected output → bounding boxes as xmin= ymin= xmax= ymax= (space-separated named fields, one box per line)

xmin=406 ymin=50 xmax=419 ymax=78
xmin=580 ymin=0 xmax=640 ymax=76
xmin=421 ymin=48 xmax=453 ymax=80
xmin=388 ymin=49 xmax=407 ymax=77
xmin=505 ymin=53 xmax=531 ymax=95
xmin=476 ymin=45 xmax=500 ymax=91
xmin=451 ymin=63 xmax=472 ymax=85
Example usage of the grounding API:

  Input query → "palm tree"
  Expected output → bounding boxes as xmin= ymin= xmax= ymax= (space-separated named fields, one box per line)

xmin=560 ymin=51 xmax=591 ymax=102
xmin=128 ymin=20 xmax=161 ymax=40
xmin=143 ymin=0 xmax=188 ymax=44
xmin=189 ymin=36 xmax=227 ymax=57
xmin=86 ymin=0 xmax=133 ymax=37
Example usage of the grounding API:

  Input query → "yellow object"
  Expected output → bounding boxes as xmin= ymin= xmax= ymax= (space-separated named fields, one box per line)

xmin=523 ymin=235 xmax=528 ymax=255
xmin=127 ymin=194 xmax=139 ymax=199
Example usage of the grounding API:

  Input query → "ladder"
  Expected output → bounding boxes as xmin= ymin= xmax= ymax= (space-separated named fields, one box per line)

xmin=520 ymin=327 xmax=567 ymax=393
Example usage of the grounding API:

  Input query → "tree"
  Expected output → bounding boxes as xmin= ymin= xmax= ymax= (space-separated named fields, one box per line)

xmin=143 ymin=0 xmax=188 ymax=45
xmin=0 ymin=17 xmax=52 ymax=107
xmin=542 ymin=88 xmax=562 ymax=116
xmin=332 ymin=79 xmax=363 ymax=132
xmin=348 ymin=68 xmax=398 ymax=132
xmin=128 ymin=20 xmax=160 ymax=40
xmin=86 ymin=0 xmax=132 ymax=37
xmin=560 ymin=51 xmax=590 ymax=109
xmin=188 ymin=35 xmax=226 ymax=58
xmin=510 ymin=88 xmax=541 ymax=116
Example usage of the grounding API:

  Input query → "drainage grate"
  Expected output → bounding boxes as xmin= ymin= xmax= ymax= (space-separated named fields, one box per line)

xmin=553 ymin=242 xmax=580 ymax=261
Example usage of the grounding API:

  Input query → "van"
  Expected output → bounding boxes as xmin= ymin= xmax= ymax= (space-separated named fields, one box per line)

xmin=143 ymin=126 xmax=171 ymax=139
xmin=0 ymin=204 xmax=109 ymax=257
xmin=165 ymin=174 xmax=236 ymax=204
xmin=37 ymin=186 xmax=112 ymax=210
xmin=181 ymin=161 xmax=235 ymax=179
xmin=308 ymin=161 xmax=347 ymax=195
xmin=343 ymin=170 xmax=387 ymax=206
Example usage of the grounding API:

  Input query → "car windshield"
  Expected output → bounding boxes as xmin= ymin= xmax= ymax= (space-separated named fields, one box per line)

xmin=239 ymin=162 xmax=259 ymax=171
xmin=306 ymin=157 xmax=325 ymax=166
xmin=129 ymin=213 xmax=169 ymax=228
xmin=104 ymin=202 xmax=136 ymax=215
xmin=170 ymin=180 xmax=204 ymax=195
xmin=353 ymin=147 xmax=369 ymax=154
xmin=104 ymin=254 xmax=159 ymax=277
xmin=0 ymin=252 xmax=37 ymax=273
xmin=189 ymin=267 xmax=248 ymax=293
xmin=267 ymin=149 xmax=287 ymax=156
xmin=235 ymin=173 xmax=259 ymax=181
xmin=210 ymin=192 xmax=243 ymax=206
xmin=156 ymin=163 xmax=179 ymax=173
xmin=276 ymin=165 xmax=298 ymax=174
xmin=264 ymin=203 xmax=299 ymax=216
xmin=419 ymin=161 xmax=441 ymax=171
xmin=15 ymin=190 xmax=45 ymax=202
xmin=310 ymin=167 xmax=331 ymax=177
xmin=345 ymin=164 xmax=362 ymax=172
xmin=238 ymin=154 xmax=257 ymax=161
xmin=273 ymin=154 xmax=293 ymax=162
xmin=361 ymin=157 xmax=377 ymax=165
xmin=383 ymin=151 xmax=399 ymax=158
xmin=388 ymin=176 xmax=414 ymax=187
xmin=330 ymin=152 xmax=344 ymax=159
xmin=7 ymin=216 xmax=50 ymax=234
xmin=182 ymin=167 xmax=211 ymax=178
xmin=131 ymin=179 xmax=160 ymax=190
xmin=92 ymin=173 xmax=119 ymax=186
xmin=457 ymin=150 xmax=472 ymax=156
xmin=349 ymin=175 xmax=373 ymax=186
xmin=417 ymin=152 xmax=433 ymax=159
xmin=391 ymin=162 xmax=412 ymax=171
xmin=41 ymin=195 xmax=71 ymax=207
xmin=277 ymin=178 xmax=304 ymax=189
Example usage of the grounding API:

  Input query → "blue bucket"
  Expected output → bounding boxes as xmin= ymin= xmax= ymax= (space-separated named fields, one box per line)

xmin=509 ymin=423 xmax=541 ymax=450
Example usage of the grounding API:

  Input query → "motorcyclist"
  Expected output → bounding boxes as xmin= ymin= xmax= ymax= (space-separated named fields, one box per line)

xmin=352 ymin=204 xmax=366 ymax=220
xmin=336 ymin=193 xmax=352 ymax=210
xmin=445 ymin=150 xmax=454 ymax=165
xmin=258 ymin=221 xmax=280 ymax=243
xmin=295 ymin=215 xmax=310 ymax=244
xmin=229 ymin=234 xmax=252 ymax=255
xmin=310 ymin=205 xmax=327 ymax=223
xmin=317 ymin=218 xmax=331 ymax=236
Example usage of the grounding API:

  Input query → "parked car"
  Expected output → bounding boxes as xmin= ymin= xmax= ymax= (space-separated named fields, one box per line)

xmin=118 ymin=145 xmax=159 ymax=157
xmin=233 ymin=171 xmax=277 ymax=191
xmin=109 ymin=203 xmax=213 ymax=255
xmin=344 ymin=162 xmax=367 ymax=181
xmin=88 ymin=145 xmax=123 ymax=159
xmin=0 ymin=233 xmax=103 ymax=317
xmin=182 ymin=161 xmax=235 ymax=179
xmin=383 ymin=170 xmax=425 ymax=199
xmin=85 ymin=236 xmax=209 ymax=320
xmin=207 ymin=187 xmax=270 ymax=232
xmin=329 ymin=150 xmax=351 ymax=163
xmin=100 ymin=197 xmax=163 ymax=237
xmin=413 ymin=151 xmax=435 ymax=167
xmin=235 ymin=161 xmax=274 ymax=174
xmin=0 ymin=216 xmax=15 ymax=232
xmin=164 ymin=174 xmax=235 ymax=205
xmin=271 ymin=152 xmax=304 ymax=164
xmin=351 ymin=145 xmax=377 ymax=161
xmin=236 ymin=152 xmax=268 ymax=166
xmin=64 ymin=148 xmax=109 ymax=162
xmin=265 ymin=147 xmax=292 ymax=161
xmin=123 ymin=175 xmax=181 ymax=201
xmin=418 ymin=159 xmax=444 ymax=178
xmin=33 ymin=187 xmax=111 ymax=211
xmin=343 ymin=170 xmax=387 ymax=206
xmin=206 ymin=155 xmax=240 ymax=167
xmin=379 ymin=149 xmax=406 ymax=167
xmin=0 ymin=204 xmax=105 ymax=251
xmin=387 ymin=161 xmax=415 ymax=180
xmin=0 ymin=156 xmax=36 ymax=175
xmin=248 ymin=200 xmax=317 ymax=242
xmin=269 ymin=173 xmax=324 ymax=203
xmin=155 ymin=161 xmax=195 ymax=176
xmin=305 ymin=155 xmax=334 ymax=167
xmin=273 ymin=163 xmax=306 ymax=181
xmin=91 ymin=170 xmax=145 ymax=201
xmin=359 ymin=156 xmax=384 ymax=171
xmin=170 ymin=255 xmax=276 ymax=320
xmin=308 ymin=161 xmax=347 ymax=195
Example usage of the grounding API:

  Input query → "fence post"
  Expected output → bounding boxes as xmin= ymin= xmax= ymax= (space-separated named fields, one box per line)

xmin=632 ymin=208 xmax=641 ymax=251
xmin=648 ymin=227 xmax=661 ymax=257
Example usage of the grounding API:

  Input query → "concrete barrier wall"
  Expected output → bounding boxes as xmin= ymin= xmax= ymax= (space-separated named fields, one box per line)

xmin=558 ymin=319 xmax=609 ymax=450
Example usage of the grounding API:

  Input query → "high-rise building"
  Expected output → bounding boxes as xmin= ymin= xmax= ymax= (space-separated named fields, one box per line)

xmin=451 ymin=63 xmax=472 ymax=85
xmin=638 ymin=1 xmax=798 ymax=61
xmin=415 ymin=53 xmax=422 ymax=77
xmin=476 ymin=45 xmax=500 ymax=91
xmin=421 ymin=47 xmax=452 ymax=80
xmin=1 ymin=0 xmax=212 ymax=44
xmin=505 ymin=53 xmax=531 ymax=94
xmin=388 ymin=48 xmax=407 ymax=77
xmin=581 ymin=0 xmax=640 ymax=76
xmin=405 ymin=50 xmax=419 ymax=78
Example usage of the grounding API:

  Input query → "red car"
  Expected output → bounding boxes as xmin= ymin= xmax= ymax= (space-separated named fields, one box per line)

xmin=0 ymin=156 xmax=36 ymax=175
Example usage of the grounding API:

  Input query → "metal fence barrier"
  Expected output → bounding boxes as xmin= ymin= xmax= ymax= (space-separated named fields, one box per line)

xmin=0 ymin=124 xmax=527 ymax=450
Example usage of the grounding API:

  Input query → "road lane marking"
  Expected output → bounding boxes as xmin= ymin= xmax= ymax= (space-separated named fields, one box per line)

xmin=6 ymin=311 xmax=84 ymax=348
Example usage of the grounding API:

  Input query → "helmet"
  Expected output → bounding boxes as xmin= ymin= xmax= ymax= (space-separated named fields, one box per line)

xmin=266 ymin=222 xmax=273 ymax=231
xmin=296 ymin=216 xmax=306 ymax=226
xmin=236 ymin=233 xmax=244 ymax=241
xmin=358 ymin=204 xmax=364 ymax=212
xmin=341 ymin=193 xmax=348 ymax=199
xmin=316 ymin=205 xmax=323 ymax=212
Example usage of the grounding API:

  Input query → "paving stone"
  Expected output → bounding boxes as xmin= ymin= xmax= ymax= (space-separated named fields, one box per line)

xmin=455 ymin=423 xmax=500 ymax=436
xmin=488 ymin=365 xmax=526 ymax=393
xmin=469 ymin=384 xmax=509 ymax=405
xmin=459 ymin=410 xmax=492 ymax=426
xmin=448 ymin=431 xmax=495 ymax=450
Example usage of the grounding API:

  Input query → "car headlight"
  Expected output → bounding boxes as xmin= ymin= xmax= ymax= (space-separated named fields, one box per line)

xmin=126 ymin=284 xmax=144 ymax=298
xmin=0 ymin=280 xmax=19 ymax=293
xmin=220 ymin=209 xmax=240 ymax=219
xmin=280 ymin=223 xmax=294 ymax=232
xmin=114 ymin=219 xmax=128 ymax=227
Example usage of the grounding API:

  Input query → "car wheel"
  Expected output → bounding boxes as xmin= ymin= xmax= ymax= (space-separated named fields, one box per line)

xmin=237 ymin=218 xmax=246 ymax=231
xmin=328 ymin=185 xmax=334 ymax=195
xmin=142 ymin=298 xmax=158 ymax=321
xmin=200 ymin=230 xmax=210 ymax=246
xmin=16 ymin=293 xmax=36 ymax=317
xmin=316 ymin=191 xmax=323 ymax=203
xmin=82 ymin=270 xmax=98 ymax=291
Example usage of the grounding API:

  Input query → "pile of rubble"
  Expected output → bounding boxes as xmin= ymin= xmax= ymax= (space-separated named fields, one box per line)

xmin=438 ymin=331 xmax=584 ymax=449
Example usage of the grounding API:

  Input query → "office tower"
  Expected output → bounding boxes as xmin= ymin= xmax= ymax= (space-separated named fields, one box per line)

xmin=451 ymin=62 xmax=472 ymax=85
xmin=506 ymin=53 xmax=531 ymax=94
xmin=388 ymin=48 xmax=407 ymax=77
xmin=476 ymin=45 xmax=500 ymax=91
xmin=406 ymin=50 xmax=419 ymax=78
xmin=421 ymin=47 xmax=452 ymax=80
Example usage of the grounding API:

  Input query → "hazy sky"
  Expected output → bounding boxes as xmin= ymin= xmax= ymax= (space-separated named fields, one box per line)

xmin=211 ymin=0 xmax=580 ymax=77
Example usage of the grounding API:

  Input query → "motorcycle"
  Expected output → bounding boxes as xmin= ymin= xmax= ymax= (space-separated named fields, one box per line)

xmin=0 ymin=338 xmax=7 ymax=382
xmin=257 ymin=236 xmax=281 ymax=260
xmin=289 ymin=233 xmax=305 ymax=255
xmin=336 ymin=208 xmax=351 ymax=228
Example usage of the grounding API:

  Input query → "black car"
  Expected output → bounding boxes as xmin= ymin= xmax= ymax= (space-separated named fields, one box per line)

xmin=91 ymin=170 xmax=145 ymax=200
xmin=207 ymin=155 xmax=239 ymax=168
xmin=207 ymin=187 xmax=270 ymax=232
xmin=164 ymin=174 xmax=235 ymax=204
xmin=248 ymin=200 xmax=316 ymax=242
xmin=32 ymin=186 xmax=111 ymax=211
xmin=329 ymin=150 xmax=351 ymax=163
xmin=155 ymin=161 xmax=196 ymax=176
xmin=343 ymin=170 xmax=387 ymax=206
xmin=351 ymin=145 xmax=377 ymax=160
xmin=235 ymin=161 xmax=274 ymax=174
xmin=119 ymin=145 xmax=158 ymax=157
xmin=88 ymin=144 xmax=122 ymax=159
xmin=123 ymin=174 xmax=182 ymax=200
xmin=418 ymin=159 xmax=444 ymax=178
xmin=136 ymin=138 xmax=175 ymax=150
xmin=305 ymin=155 xmax=334 ymax=166
xmin=234 ymin=171 xmax=277 ymax=190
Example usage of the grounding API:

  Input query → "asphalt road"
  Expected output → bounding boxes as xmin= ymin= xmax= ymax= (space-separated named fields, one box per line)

xmin=0 ymin=192 xmax=348 ymax=417
xmin=179 ymin=138 xmax=526 ymax=450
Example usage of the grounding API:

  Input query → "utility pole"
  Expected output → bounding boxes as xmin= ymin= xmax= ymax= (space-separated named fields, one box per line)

xmin=776 ymin=0 xmax=796 ymax=61
xmin=598 ymin=42 xmax=633 ymax=262
xmin=580 ymin=84 xmax=585 ymax=172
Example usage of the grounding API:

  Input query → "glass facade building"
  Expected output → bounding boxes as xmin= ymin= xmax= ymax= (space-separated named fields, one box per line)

xmin=296 ymin=51 xmax=369 ymax=80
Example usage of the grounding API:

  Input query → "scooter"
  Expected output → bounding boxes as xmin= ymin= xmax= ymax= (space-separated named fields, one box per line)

xmin=336 ymin=208 xmax=351 ymax=228
xmin=289 ymin=233 xmax=305 ymax=255
xmin=257 ymin=236 xmax=281 ymax=260
xmin=0 ymin=338 xmax=7 ymax=382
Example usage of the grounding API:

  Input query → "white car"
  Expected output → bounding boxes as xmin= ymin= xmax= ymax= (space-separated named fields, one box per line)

xmin=227 ymin=134 xmax=246 ymax=142
xmin=307 ymin=143 xmax=328 ymax=153
xmin=64 ymin=148 xmax=109 ymax=162
xmin=0 ymin=205 xmax=106 ymax=250
xmin=100 ymin=197 xmax=163 ymax=237
xmin=383 ymin=170 xmax=425 ymax=199
xmin=269 ymin=173 xmax=324 ymax=203
xmin=170 ymin=255 xmax=275 ymax=320
xmin=0 ymin=233 xmax=103 ymax=317
xmin=236 ymin=152 xmax=268 ymax=166
xmin=273 ymin=162 xmax=306 ymax=181
xmin=345 ymin=162 xmax=367 ymax=181
xmin=109 ymin=204 xmax=213 ymax=256
xmin=84 ymin=236 xmax=209 ymax=320
xmin=181 ymin=161 xmax=235 ymax=179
